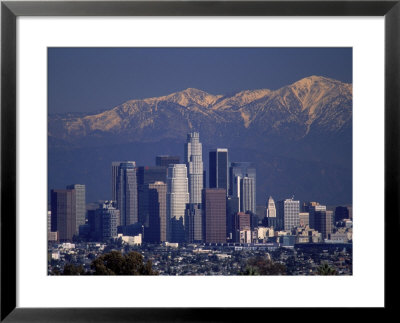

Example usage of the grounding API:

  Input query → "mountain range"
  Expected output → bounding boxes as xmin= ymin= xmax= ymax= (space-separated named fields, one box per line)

xmin=48 ymin=75 xmax=352 ymax=207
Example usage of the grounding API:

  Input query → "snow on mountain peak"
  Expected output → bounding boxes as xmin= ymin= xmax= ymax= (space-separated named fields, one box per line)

xmin=162 ymin=88 xmax=223 ymax=107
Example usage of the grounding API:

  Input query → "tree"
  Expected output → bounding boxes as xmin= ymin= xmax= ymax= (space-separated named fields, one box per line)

xmin=91 ymin=251 xmax=158 ymax=275
xmin=317 ymin=263 xmax=338 ymax=275
xmin=241 ymin=256 xmax=286 ymax=275
xmin=63 ymin=263 xmax=85 ymax=275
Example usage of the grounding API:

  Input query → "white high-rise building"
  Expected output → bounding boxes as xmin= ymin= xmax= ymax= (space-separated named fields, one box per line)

xmin=184 ymin=132 xmax=203 ymax=204
xmin=277 ymin=198 xmax=300 ymax=231
xmin=167 ymin=164 xmax=189 ymax=242
xmin=266 ymin=196 xmax=276 ymax=218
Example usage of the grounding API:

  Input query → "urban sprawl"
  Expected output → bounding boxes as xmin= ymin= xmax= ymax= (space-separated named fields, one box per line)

xmin=48 ymin=132 xmax=352 ymax=275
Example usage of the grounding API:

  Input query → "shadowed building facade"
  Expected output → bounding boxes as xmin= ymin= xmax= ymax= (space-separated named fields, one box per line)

xmin=315 ymin=210 xmax=333 ymax=239
xmin=209 ymin=149 xmax=228 ymax=195
xmin=147 ymin=181 xmax=167 ymax=243
xmin=116 ymin=161 xmax=138 ymax=226
xmin=185 ymin=203 xmax=203 ymax=243
xmin=111 ymin=161 xmax=135 ymax=201
xmin=95 ymin=201 xmax=120 ymax=240
xmin=66 ymin=184 xmax=86 ymax=234
xmin=229 ymin=162 xmax=256 ymax=214
xmin=136 ymin=166 xmax=166 ymax=227
xmin=202 ymin=188 xmax=226 ymax=243
xmin=51 ymin=189 xmax=76 ymax=242
xmin=156 ymin=155 xmax=180 ymax=168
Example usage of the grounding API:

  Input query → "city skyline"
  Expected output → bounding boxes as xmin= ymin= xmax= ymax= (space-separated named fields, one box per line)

xmin=48 ymin=48 xmax=352 ymax=276
xmin=49 ymin=130 xmax=353 ymax=276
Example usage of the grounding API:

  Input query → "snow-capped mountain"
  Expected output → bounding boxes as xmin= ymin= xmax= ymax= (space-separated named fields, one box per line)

xmin=48 ymin=76 xmax=352 ymax=205
xmin=49 ymin=75 xmax=352 ymax=144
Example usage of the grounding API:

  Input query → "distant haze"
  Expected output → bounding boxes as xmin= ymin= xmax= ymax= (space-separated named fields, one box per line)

xmin=48 ymin=73 xmax=352 ymax=207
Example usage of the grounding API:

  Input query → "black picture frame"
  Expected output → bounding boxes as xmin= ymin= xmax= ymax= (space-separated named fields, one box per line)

xmin=1 ymin=0 xmax=399 ymax=321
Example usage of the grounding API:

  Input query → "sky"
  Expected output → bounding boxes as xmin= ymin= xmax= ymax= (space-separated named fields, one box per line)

xmin=48 ymin=47 xmax=352 ymax=114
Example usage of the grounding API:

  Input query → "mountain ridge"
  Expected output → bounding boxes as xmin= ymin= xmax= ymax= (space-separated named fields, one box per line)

xmin=49 ymin=75 xmax=352 ymax=144
xmin=48 ymin=75 xmax=353 ymax=205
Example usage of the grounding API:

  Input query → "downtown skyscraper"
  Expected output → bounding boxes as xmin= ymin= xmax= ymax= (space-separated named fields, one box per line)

xmin=266 ymin=196 xmax=278 ymax=228
xmin=229 ymin=162 xmax=256 ymax=214
xmin=51 ymin=188 xmax=76 ymax=242
xmin=209 ymin=148 xmax=228 ymax=195
xmin=277 ymin=198 xmax=300 ymax=231
xmin=66 ymin=184 xmax=86 ymax=233
xmin=111 ymin=161 xmax=135 ymax=201
xmin=184 ymin=132 xmax=204 ymax=204
xmin=116 ymin=161 xmax=138 ymax=226
xmin=202 ymin=188 xmax=227 ymax=243
xmin=166 ymin=164 xmax=189 ymax=242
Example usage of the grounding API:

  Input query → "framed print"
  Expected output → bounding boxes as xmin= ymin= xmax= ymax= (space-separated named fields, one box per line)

xmin=1 ymin=0 xmax=399 ymax=321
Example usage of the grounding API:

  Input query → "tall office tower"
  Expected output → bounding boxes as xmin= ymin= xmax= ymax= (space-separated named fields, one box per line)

xmin=95 ymin=201 xmax=120 ymax=240
xmin=185 ymin=203 xmax=202 ymax=243
xmin=184 ymin=132 xmax=204 ymax=204
xmin=166 ymin=164 xmax=189 ymax=242
xmin=306 ymin=202 xmax=326 ymax=229
xmin=136 ymin=166 xmax=167 ymax=227
xmin=147 ymin=181 xmax=167 ymax=243
xmin=66 ymin=184 xmax=86 ymax=233
xmin=226 ymin=196 xmax=239 ymax=241
xmin=156 ymin=155 xmax=180 ymax=168
xmin=202 ymin=188 xmax=226 ymax=243
xmin=229 ymin=161 xmax=256 ymax=194
xmin=47 ymin=211 xmax=58 ymax=242
xmin=240 ymin=176 xmax=255 ymax=214
xmin=232 ymin=175 xmax=241 ymax=210
xmin=229 ymin=162 xmax=256 ymax=213
xmin=51 ymin=189 xmax=76 ymax=242
xmin=112 ymin=161 xmax=135 ymax=201
xmin=315 ymin=210 xmax=333 ymax=239
xmin=276 ymin=198 xmax=300 ymax=231
xmin=266 ymin=196 xmax=278 ymax=228
xmin=116 ymin=161 xmax=138 ymax=226
xmin=87 ymin=209 xmax=101 ymax=241
xmin=299 ymin=212 xmax=310 ymax=227
xmin=335 ymin=206 xmax=350 ymax=222
xmin=209 ymin=148 xmax=229 ymax=194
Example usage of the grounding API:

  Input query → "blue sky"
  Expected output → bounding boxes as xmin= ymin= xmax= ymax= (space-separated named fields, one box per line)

xmin=48 ymin=47 xmax=352 ymax=114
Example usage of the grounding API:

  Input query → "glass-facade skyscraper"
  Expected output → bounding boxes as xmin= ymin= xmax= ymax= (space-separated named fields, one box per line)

xmin=112 ymin=161 xmax=135 ymax=201
xmin=116 ymin=161 xmax=138 ymax=226
xmin=202 ymin=188 xmax=227 ymax=243
xmin=229 ymin=162 xmax=256 ymax=214
xmin=136 ymin=166 xmax=166 ymax=227
xmin=209 ymin=148 xmax=228 ymax=194
xmin=50 ymin=189 xmax=76 ymax=242
xmin=66 ymin=184 xmax=86 ymax=233
xmin=166 ymin=164 xmax=189 ymax=242
xmin=185 ymin=132 xmax=204 ymax=204
xmin=147 ymin=181 xmax=167 ymax=243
